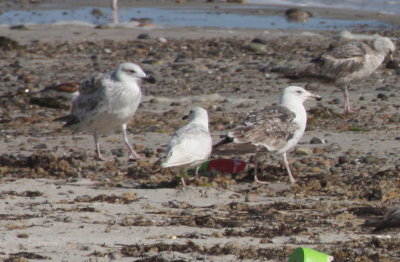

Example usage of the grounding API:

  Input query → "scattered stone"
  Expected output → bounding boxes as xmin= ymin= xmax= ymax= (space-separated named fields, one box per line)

xmin=377 ymin=93 xmax=388 ymax=101
xmin=246 ymin=42 xmax=266 ymax=53
xmin=295 ymin=147 xmax=313 ymax=155
xmin=245 ymin=193 xmax=258 ymax=202
xmin=386 ymin=59 xmax=400 ymax=69
xmin=90 ymin=8 xmax=104 ymax=18
xmin=313 ymin=147 xmax=325 ymax=154
xmin=285 ymin=8 xmax=312 ymax=22
xmin=251 ymin=38 xmax=267 ymax=45
xmin=10 ymin=24 xmax=28 ymax=30
xmin=337 ymin=155 xmax=350 ymax=165
xmin=137 ymin=33 xmax=150 ymax=39
xmin=0 ymin=36 xmax=20 ymax=50
xmin=362 ymin=155 xmax=384 ymax=165
xmin=310 ymin=137 xmax=325 ymax=144
xmin=95 ymin=24 xmax=111 ymax=29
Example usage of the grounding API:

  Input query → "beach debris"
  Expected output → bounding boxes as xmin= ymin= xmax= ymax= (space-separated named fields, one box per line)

xmin=0 ymin=36 xmax=20 ymax=50
xmin=285 ymin=8 xmax=313 ymax=23
xmin=288 ymin=247 xmax=334 ymax=262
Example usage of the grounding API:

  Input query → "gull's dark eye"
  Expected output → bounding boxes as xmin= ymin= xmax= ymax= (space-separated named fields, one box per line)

xmin=296 ymin=90 xmax=302 ymax=94
xmin=124 ymin=69 xmax=136 ymax=74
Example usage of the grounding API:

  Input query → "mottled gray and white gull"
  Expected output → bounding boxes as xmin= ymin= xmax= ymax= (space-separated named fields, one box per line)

xmin=55 ymin=62 xmax=155 ymax=161
xmin=214 ymin=86 xmax=321 ymax=184
xmin=276 ymin=36 xmax=395 ymax=113
xmin=162 ymin=107 xmax=212 ymax=186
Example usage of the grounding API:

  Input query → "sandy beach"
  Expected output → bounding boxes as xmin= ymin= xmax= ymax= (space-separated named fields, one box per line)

xmin=0 ymin=0 xmax=399 ymax=261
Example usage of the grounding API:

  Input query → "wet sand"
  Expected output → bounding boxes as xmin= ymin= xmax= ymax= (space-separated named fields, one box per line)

xmin=0 ymin=1 xmax=399 ymax=261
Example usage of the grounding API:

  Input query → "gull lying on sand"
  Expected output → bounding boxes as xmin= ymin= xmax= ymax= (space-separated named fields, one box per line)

xmin=55 ymin=62 xmax=155 ymax=161
xmin=363 ymin=205 xmax=400 ymax=232
xmin=162 ymin=107 xmax=212 ymax=186
xmin=214 ymin=86 xmax=321 ymax=184
xmin=275 ymin=36 xmax=395 ymax=113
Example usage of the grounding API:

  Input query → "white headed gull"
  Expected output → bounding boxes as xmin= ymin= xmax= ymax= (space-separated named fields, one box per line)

xmin=162 ymin=107 xmax=212 ymax=186
xmin=214 ymin=86 xmax=321 ymax=184
xmin=55 ymin=62 xmax=155 ymax=161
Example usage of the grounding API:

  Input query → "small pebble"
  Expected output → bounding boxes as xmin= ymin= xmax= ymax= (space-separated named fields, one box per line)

xmin=137 ymin=33 xmax=150 ymax=39
xmin=295 ymin=147 xmax=313 ymax=155
xmin=310 ymin=137 xmax=325 ymax=144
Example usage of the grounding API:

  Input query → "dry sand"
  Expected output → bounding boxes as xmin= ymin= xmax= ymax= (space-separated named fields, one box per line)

xmin=0 ymin=1 xmax=399 ymax=261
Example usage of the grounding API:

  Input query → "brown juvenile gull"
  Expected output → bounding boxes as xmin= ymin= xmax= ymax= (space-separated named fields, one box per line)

xmin=363 ymin=205 xmax=400 ymax=232
xmin=55 ymin=62 xmax=156 ymax=161
xmin=214 ymin=86 xmax=321 ymax=184
xmin=275 ymin=36 xmax=395 ymax=113
xmin=162 ymin=107 xmax=212 ymax=186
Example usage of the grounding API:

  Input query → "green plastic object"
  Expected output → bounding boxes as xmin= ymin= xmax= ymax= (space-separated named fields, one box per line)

xmin=288 ymin=247 xmax=334 ymax=262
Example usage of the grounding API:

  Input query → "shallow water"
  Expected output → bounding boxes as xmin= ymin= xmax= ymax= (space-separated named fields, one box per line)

xmin=0 ymin=5 xmax=396 ymax=30
xmin=248 ymin=0 xmax=400 ymax=15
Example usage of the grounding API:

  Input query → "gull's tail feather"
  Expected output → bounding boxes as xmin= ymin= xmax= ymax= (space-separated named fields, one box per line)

xmin=54 ymin=114 xmax=80 ymax=127
xmin=213 ymin=136 xmax=233 ymax=150
xmin=270 ymin=66 xmax=298 ymax=77
xmin=362 ymin=217 xmax=387 ymax=232
xmin=272 ymin=63 xmax=332 ymax=83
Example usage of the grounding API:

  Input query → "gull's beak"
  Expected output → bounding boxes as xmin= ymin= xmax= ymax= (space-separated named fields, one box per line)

xmin=385 ymin=52 xmax=394 ymax=64
xmin=143 ymin=70 xmax=156 ymax=83
xmin=310 ymin=93 xmax=322 ymax=101
xmin=182 ymin=114 xmax=189 ymax=120
xmin=143 ymin=74 xmax=156 ymax=84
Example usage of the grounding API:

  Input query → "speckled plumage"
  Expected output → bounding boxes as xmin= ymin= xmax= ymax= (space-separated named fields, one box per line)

xmin=55 ymin=62 xmax=155 ymax=160
xmin=215 ymin=86 xmax=321 ymax=184
xmin=228 ymin=106 xmax=299 ymax=153
xmin=281 ymin=36 xmax=395 ymax=112
xmin=296 ymin=38 xmax=394 ymax=84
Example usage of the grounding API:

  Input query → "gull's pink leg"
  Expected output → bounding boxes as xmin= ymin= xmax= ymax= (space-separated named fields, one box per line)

xmin=343 ymin=85 xmax=357 ymax=113
xmin=283 ymin=153 xmax=296 ymax=184
xmin=122 ymin=124 xmax=142 ymax=160
xmin=93 ymin=132 xmax=106 ymax=161
xmin=253 ymin=151 xmax=269 ymax=184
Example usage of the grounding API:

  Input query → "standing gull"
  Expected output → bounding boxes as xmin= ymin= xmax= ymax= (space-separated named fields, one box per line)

xmin=276 ymin=36 xmax=395 ymax=113
xmin=55 ymin=62 xmax=155 ymax=161
xmin=162 ymin=107 xmax=212 ymax=186
xmin=214 ymin=86 xmax=321 ymax=184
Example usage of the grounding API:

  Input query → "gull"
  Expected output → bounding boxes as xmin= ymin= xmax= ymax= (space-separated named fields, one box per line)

xmin=55 ymin=62 xmax=155 ymax=161
xmin=213 ymin=86 xmax=321 ymax=184
xmin=161 ymin=107 xmax=212 ymax=186
xmin=275 ymin=36 xmax=395 ymax=113
xmin=363 ymin=205 xmax=400 ymax=232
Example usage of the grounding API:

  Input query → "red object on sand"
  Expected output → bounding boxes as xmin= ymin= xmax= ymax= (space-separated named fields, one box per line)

xmin=201 ymin=159 xmax=247 ymax=174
